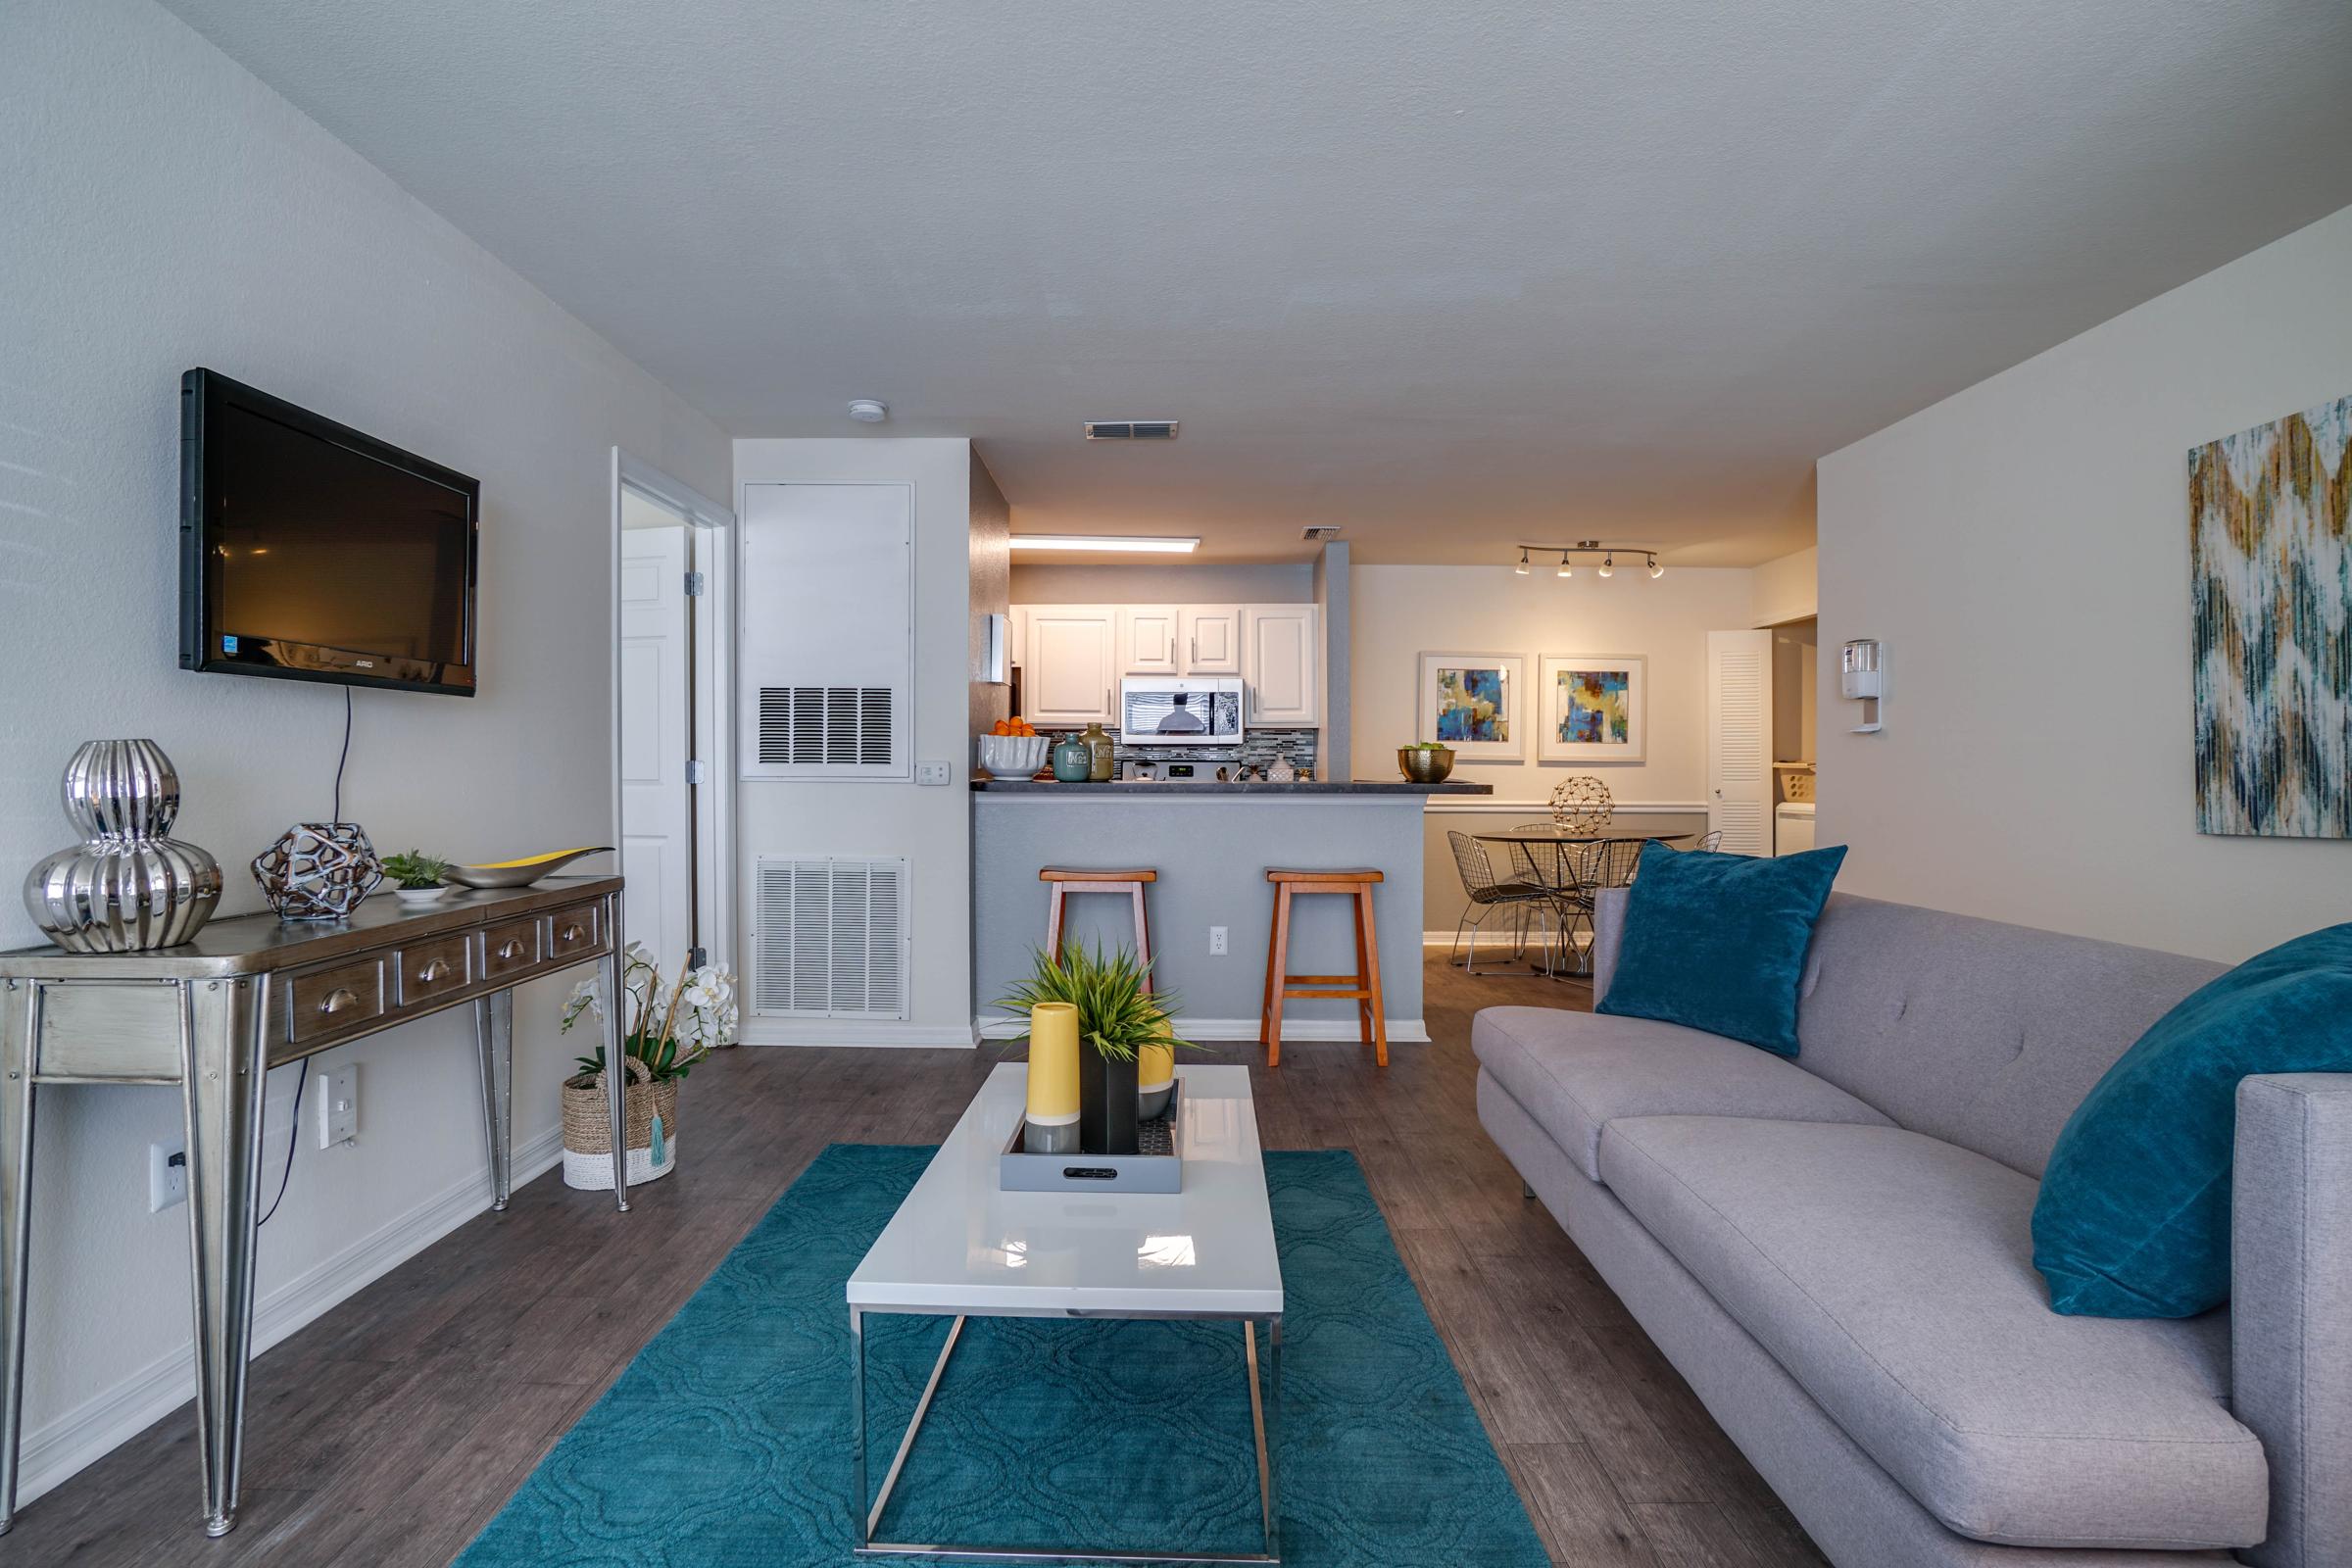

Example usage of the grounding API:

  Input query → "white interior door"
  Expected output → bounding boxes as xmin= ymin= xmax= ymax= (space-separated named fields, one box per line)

xmin=621 ymin=521 xmax=694 ymax=966
xmin=1707 ymin=628 xmax=1775 ymax=856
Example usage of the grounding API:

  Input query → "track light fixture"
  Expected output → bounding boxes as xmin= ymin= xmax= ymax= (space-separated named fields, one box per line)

xmin=1510 ymin=541 xmax=1663 ymax=580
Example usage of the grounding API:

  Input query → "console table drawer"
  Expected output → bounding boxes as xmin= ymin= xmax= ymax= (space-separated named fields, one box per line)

xmin=546 ymin=902 xmax=602 ymax=962
xmin=481 ymin=917 xmax=542 ymax=979
xmin=399 ymin=937 xmax=472 ymax=1004
xmin=289 ymin=958 xmax=387 ymax=1044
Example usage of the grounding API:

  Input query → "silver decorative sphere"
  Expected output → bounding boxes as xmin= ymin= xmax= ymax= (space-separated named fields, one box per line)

xmin=24 ymin=740 xmax=223 ymax=953
xmin=1548 ymin=775 xmax=1614 ymax=834
xmin=252 ymin=822 xmax=383 ymax=921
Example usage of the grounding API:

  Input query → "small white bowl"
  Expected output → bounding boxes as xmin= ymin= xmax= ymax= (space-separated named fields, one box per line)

xmin=393 ymin=885 xmax=452 ymax=906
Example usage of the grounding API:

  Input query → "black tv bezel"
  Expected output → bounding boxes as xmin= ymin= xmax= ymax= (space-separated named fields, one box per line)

xmin=179 ymin=368 xmax=481 ymax=698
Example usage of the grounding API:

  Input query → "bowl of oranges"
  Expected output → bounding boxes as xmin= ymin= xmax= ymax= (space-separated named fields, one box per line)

xmin=979 ymin=720 xmax=1051 ymax=780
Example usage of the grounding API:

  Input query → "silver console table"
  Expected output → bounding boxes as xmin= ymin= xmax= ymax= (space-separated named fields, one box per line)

xmin=0 ymin=874 xmax=627 ymax=1540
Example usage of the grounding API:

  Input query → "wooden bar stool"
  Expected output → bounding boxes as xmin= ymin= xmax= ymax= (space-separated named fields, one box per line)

xmin=1040 ymin=867 xmax=1156 ymax=992
xmin=1258 ymin=867 xmax=1386 ymax=1068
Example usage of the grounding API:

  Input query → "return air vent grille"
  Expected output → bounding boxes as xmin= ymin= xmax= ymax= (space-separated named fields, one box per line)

xmin=754 ymin=857 xmax=909 ymax=1019
xmin=757 ymin=686 xmax=897 ymax=769
xmin=1083 ymin=419 xmax=1179 ymax=441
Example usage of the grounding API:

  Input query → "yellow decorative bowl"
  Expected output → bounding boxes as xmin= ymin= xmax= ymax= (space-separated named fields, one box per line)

xmin=443 ymin=846 xmax=613 ymax=889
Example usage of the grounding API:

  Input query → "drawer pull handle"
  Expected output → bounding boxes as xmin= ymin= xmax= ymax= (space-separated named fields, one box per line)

xmin=318 ymin=987 xmax=363 ymax=1016
xmin=560 ymin=924 xmax=584 ymax=944
xmin=418 ymin=959 xmax=451 ymax=983
xmin=497 ymin=939 xmax=526 ymax=960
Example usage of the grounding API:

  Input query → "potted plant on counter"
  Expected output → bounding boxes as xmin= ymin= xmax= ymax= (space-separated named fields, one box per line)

xmin=997 ymin=944 xmax=1190 ymax=1154
xmin=558 ymin=943 xmax=738 ymax=1189
xmin=1397 ymin=741 xmax=1457 ymax=783
xmin=382 ymin=850 xmax=453 ymax=906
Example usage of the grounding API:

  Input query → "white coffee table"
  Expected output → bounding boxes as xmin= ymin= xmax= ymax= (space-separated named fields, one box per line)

xmin=847 ymin=1062 xmax=1286 ymax=1563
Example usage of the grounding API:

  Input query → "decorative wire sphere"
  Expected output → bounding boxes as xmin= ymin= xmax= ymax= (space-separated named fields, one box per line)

xmin=252 ymin=822 xmax=384 ymax=921
xmin=1548 ymin=775 xmax=1614 ymax=833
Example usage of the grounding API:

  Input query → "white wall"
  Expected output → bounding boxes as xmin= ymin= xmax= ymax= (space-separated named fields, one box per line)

xmin=1751 ymin=546 xmax=1819 ymax=626
xmin=731 ymin=439 xmax=976 ymax=1046
xmin=0 ymin=0 xmax=729 ymax=1500
xmin=1818 ymin=204 xmax=2352 ymax=960
xmin=1007 ymin=562 xmax=1314 ymax=604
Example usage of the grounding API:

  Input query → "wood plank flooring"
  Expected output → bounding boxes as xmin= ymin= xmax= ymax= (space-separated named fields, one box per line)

xmin=10 ymin=954 xmax=1827 ymax=1567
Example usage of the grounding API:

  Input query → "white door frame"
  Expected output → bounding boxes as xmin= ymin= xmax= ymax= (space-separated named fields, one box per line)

xmin=610 ymin=449 xmax=737 ymax=978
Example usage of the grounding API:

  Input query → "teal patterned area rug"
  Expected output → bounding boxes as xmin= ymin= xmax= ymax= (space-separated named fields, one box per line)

xmin=458 ymin=1145 xmax=1546 ymax=1567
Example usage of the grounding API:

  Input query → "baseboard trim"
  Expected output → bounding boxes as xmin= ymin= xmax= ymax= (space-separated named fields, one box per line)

xmin=975 ymin=1014 xmax=1430 ymax=1045
xmin=737 ymin=1020 xmax=980 ymax=1050
xmin=16 ymin=1125 xmax=565 ymax=1507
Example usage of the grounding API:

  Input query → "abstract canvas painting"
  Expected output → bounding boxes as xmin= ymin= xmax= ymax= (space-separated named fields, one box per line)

xmin=2189 ymin=392 xmax=2351 ymax=837
xmin=1539 ymin=656 xmax=1645 ymax=762
xmin=1419 ymin=653 xmax=1523 ymax=760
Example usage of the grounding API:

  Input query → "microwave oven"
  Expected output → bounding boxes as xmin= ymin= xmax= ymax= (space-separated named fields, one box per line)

xmin=1119 ymin=676 xmax=1244 ymax=746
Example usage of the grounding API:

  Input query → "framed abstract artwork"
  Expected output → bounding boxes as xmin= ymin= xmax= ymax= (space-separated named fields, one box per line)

xmin=1538 ymin=656 xmax=1646 ymax=763
xmin=1418 ymin=653 xmax=1523 ymax=760
xmin=2189 ymin=391 xmax=2351 ymax=837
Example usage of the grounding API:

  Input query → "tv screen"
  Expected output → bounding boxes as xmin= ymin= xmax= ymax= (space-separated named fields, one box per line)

xmin=179 ymin=368 xmax=479 ymax=696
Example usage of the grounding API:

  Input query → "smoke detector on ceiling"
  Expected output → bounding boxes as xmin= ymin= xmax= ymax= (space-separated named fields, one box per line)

xmin=1084 ymin=419 xmax=1178 ymax=441
xmin=847 ymin=399 xmax=888 ymax=423
xmin=1301 ymin=526 xmax=1343 ymax=542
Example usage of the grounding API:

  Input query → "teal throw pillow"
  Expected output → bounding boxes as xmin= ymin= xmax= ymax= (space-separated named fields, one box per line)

xmin=1594 ymin=842 xmax=1846 ymax=1056
xmin=2032 ymin=923 xmax=2352 ymax=1318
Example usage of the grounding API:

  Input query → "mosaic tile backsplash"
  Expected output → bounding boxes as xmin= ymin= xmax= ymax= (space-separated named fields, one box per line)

xmin=1033 ymin=725 xmax=1318 ymax=773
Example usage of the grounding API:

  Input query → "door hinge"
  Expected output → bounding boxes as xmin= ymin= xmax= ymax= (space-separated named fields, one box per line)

xmin=685 ymin=759 xmax=708 ymax=785
xmin=683 ymin=570 xmax=707 ymax=597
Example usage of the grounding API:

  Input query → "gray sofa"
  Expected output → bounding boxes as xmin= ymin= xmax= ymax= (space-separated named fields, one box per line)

xmin=1474 ymin=888 xmax=2350 ymax=1568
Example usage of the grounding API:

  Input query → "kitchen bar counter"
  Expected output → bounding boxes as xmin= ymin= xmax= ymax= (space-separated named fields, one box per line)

xmin=973 ymin=781 xmax=1476 ymax=1046
xmin=970 ymin=778 xmax=1492 ymax=796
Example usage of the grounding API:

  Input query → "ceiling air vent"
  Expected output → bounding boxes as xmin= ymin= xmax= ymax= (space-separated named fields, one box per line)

xmin=1301 ymin=526 xmax=1343 ymax=542
xmin=1084 ymin=420 xmax=1179 ymax=441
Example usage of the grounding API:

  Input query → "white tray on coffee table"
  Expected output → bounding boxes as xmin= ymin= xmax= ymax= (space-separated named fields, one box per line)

xmin=847 ymin=1062 xmax=1285 ymax=1563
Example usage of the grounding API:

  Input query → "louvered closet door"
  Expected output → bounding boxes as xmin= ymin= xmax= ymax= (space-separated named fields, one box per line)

xmin=1707 ymin=629 xmax=1775 ymax=857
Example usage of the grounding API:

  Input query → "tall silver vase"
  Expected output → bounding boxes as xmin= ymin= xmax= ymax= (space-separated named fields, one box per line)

xmin=24 ymin=740 xmax=224 ymax=953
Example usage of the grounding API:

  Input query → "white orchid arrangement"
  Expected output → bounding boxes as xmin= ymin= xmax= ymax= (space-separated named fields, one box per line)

xmin=562 ymin=941 xmax=738 ymax=1082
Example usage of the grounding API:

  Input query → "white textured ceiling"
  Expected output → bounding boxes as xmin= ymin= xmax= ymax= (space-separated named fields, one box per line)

xmin=161 ymin=0 xmax=2352 ymax=565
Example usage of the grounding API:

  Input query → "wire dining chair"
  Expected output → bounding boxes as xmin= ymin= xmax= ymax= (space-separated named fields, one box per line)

xmin=1446 ymin=831 xmax=1569 ymax=975
xmin=1692 ymin=830 xmax=1725 ymax=853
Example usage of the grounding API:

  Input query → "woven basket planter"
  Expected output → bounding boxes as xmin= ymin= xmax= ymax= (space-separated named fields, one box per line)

xmin=561 ymin=1055 xmax=679 ymax=1190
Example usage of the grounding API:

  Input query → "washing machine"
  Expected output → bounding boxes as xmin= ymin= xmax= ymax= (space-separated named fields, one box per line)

xmin=1774 ymin=801 xmax=1816 ymax=857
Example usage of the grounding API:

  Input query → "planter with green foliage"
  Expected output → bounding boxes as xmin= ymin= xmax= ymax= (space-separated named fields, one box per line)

xmin=996 ymin=944 xmax=1192 ymax=1154
xmin=381 ymin=850 xmax=452 ymax=904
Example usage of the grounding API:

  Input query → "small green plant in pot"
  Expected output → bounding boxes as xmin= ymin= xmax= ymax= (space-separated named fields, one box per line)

xmin=381 ymin=850 xmax=452 ymax=905
xmin=997 ymin=944 xmax=1193 ymax=1154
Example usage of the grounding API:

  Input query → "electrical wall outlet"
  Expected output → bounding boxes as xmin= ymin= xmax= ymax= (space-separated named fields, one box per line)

xmin=149 ymin=1140 xmax=187 ymax=1213
xmin=1208 ymin=925 xmax=1229 ymax=956
xmin=317 ymin=1066 xmax=359 ymax=1149
xmin=914 ymin=760 xmax=954 ymax=786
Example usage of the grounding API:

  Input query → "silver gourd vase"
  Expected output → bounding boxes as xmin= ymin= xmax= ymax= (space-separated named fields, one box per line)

xmin=24 ymin=740 xmax=224 ymax=953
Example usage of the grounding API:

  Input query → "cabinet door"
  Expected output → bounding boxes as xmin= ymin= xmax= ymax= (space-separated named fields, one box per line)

xmin=1243 ymin=605 xmax=1320 ymax=725
xmin=1180 ymin=606 xmax=1243 ymax=674
xmin=1118 ymin=606 xmax=1181 ymax=675
xmin=1024 ymin=608 xmax=1117 ymax=725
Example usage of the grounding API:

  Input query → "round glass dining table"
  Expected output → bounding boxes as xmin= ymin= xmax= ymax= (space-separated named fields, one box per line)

xmin=1468 ymin=826 xmax=1694 ymax=977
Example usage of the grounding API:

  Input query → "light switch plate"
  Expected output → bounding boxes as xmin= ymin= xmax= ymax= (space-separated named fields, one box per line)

xmin=318 ymin=1066 xmax=358 ymax=1149
xmin=914 ymin=760 xmax=955 ymax=786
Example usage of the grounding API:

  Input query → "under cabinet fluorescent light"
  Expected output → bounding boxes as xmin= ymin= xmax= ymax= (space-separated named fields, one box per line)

xmin=1008 ymin=535 xmax=1200 ymax=554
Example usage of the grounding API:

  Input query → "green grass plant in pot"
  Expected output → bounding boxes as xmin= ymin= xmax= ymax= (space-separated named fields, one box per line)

xmin=997 ymin=944 xmax=1191 ymax=1154
xmin=381 ymin=849 xmax=452 ymax=906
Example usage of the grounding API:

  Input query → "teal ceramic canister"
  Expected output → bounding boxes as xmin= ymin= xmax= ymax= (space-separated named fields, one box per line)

xmin=1051 ymin=733 xmax=1095 ymax=782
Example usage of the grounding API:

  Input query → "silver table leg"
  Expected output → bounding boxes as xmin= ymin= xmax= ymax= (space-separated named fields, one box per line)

xmin=473 ymin=991 xmax=514 ymax=1211
xmin=605 ymin=894 xmax=630 ymax=1213
xmin=851 ymin=1306 xmax=867 ymax=1550
xmin=182 ymin=976 xmax=270 ymax=1538
xmin=0 ymin=980 xmax=36 ymax=1536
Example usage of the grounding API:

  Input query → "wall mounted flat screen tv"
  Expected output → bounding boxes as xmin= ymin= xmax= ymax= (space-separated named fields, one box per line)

xmin=179 ymin=368 xmax=479 ymax=696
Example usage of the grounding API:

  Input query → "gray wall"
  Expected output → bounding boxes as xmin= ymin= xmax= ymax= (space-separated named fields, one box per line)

xmin=1009 ymin=563 xmax=1314 ymax=604
xmin=1313 ymin=542 xmax=1351 ymax=781
xmin=974 ymin=795 xmax=1427 ymax=1039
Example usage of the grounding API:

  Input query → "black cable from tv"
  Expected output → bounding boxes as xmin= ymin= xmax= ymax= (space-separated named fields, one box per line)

xmin=257 ymin=1057 xmax=308 ymax=1228
xmin=331 ymin=684 xmax=353 ymax=824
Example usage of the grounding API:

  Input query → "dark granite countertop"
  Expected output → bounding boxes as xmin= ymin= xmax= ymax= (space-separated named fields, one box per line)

xmin=970 ymin=778 xmax=1493 ymax=796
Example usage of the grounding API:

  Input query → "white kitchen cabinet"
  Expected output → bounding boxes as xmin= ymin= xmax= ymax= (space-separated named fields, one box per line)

xmin=1117 ymin=606 xmax=1182 ymax=675
xmin=1243 ymin=605 xmax=1320 ymax=726
xmin=1022 ymin=607 xmax=1118 ymax=725
xmin=1180 ymin=607 xmax=1244 ymax=675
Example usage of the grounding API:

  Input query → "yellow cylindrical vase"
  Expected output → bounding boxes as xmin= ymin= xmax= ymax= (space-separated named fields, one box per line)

xmin=1138 ymin=1025 xmax=1175 ymax=1122
xmin=1025 ymin=1003 xmax=1082 ymax=1153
